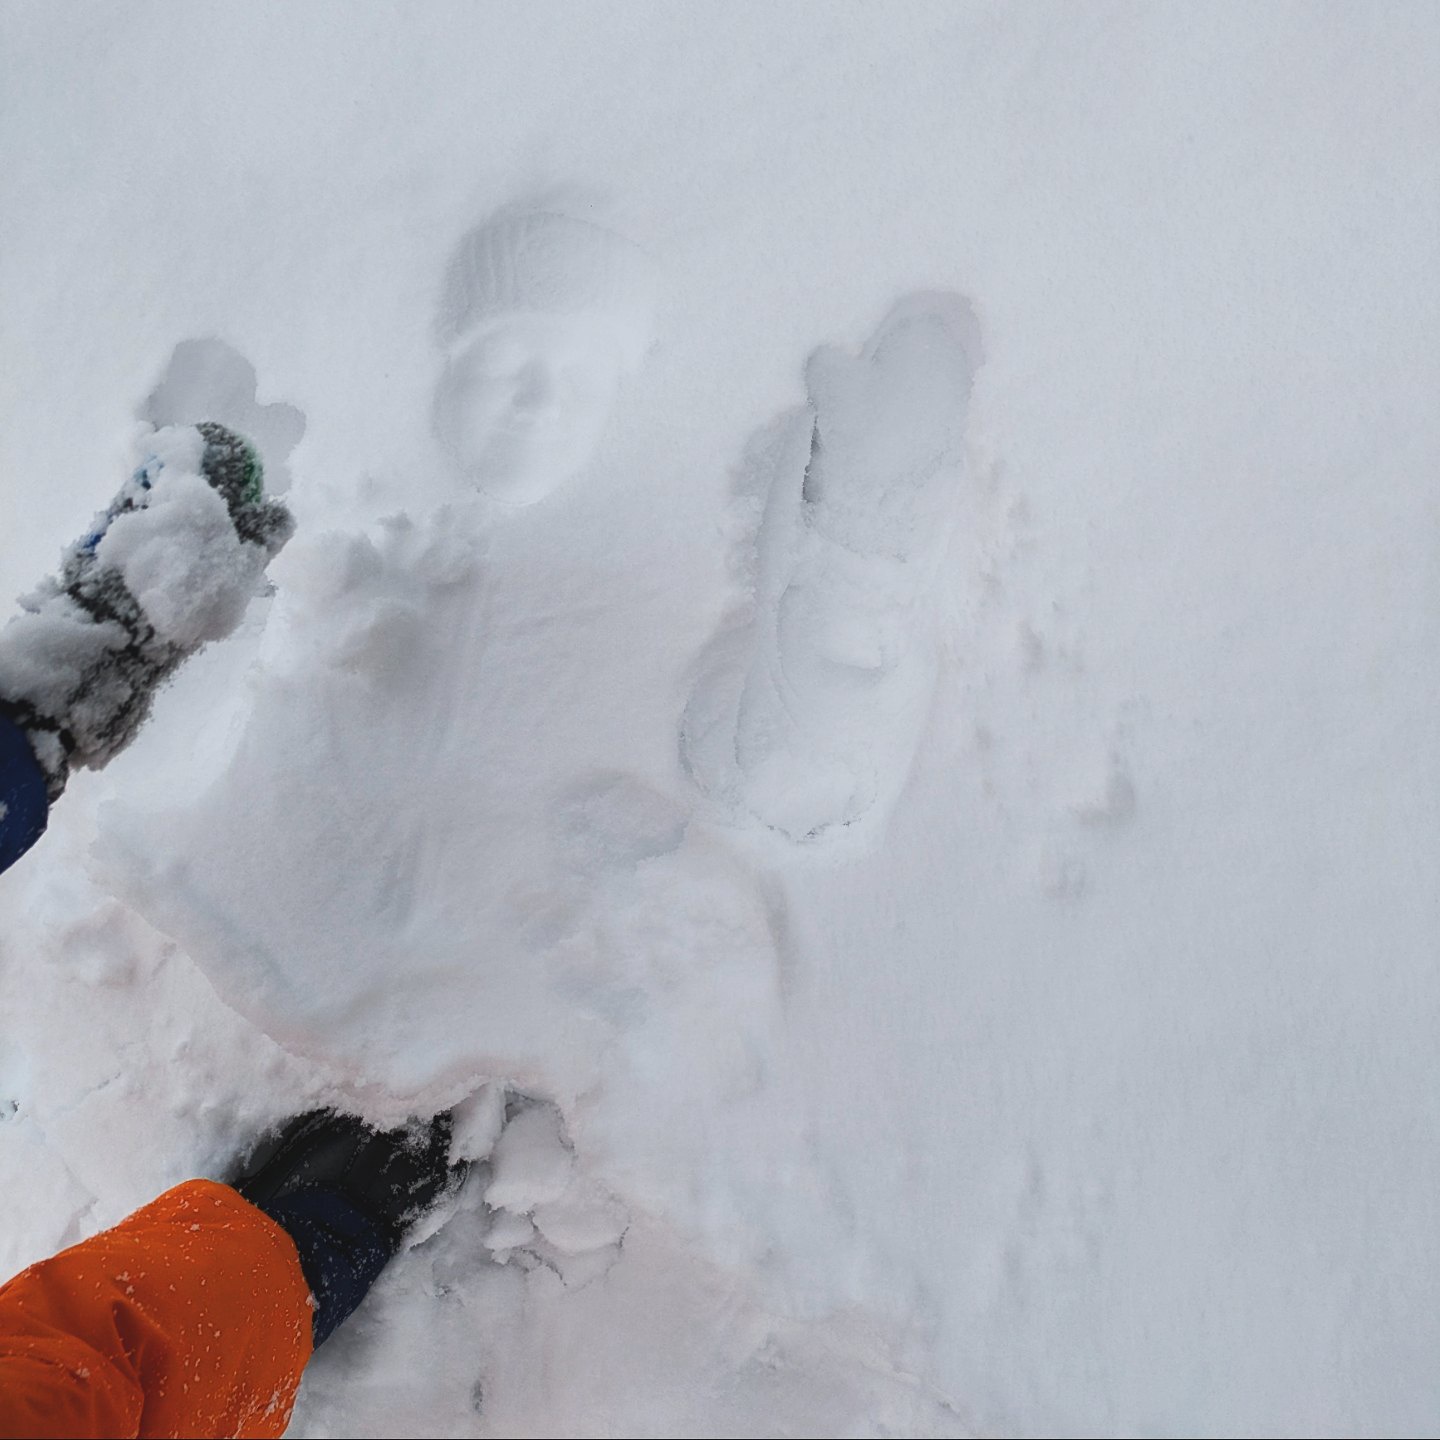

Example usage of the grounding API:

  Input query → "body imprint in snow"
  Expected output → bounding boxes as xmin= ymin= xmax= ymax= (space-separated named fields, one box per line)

xmin=95 ymin=210 xmax=768 ymax=1111
xmin=432 ymin=209 xmax=656 ymax=506
xmin=682 ymin=291 xmax=983 ymax=845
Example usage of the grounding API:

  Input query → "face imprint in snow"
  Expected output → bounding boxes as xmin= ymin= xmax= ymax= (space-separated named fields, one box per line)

xmin=682 ymin=291 xmax=982 ymax=846
xmin=432 ymin=210 xmax=655 ymax=506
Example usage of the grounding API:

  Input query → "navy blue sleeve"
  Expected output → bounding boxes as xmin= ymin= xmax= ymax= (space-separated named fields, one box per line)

xmin=0 ymin=712 xmax=49 ymax=876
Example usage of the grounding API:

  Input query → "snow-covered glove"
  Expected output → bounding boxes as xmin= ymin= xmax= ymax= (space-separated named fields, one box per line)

xmin=0 ymin=422 xmax=294 ymax=801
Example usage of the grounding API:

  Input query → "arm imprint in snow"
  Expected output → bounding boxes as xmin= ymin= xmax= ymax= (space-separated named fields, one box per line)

xmin=680 ymin=291 xmax=983 ymax=845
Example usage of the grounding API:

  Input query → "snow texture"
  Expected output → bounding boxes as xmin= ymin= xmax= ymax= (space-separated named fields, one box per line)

xmin=1 ymin=4 xmax=1437 ymax=1437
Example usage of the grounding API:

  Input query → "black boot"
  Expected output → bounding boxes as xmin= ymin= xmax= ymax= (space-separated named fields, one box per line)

xmin=234 ymin=1109 xmax=465 ymax=1345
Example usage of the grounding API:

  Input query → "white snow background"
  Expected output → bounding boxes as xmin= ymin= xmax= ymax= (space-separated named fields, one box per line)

xmin=1 ymin=2 xmax=1437 ymax=1435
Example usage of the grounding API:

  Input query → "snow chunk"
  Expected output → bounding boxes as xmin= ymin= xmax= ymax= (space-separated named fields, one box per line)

xmin=484 ymin=1104 xmax=574 ymax=1214
xmin=0 ymin=598 xmax=130 ymax=722
xmin=482 ymin=1210 xmax=535 ymax=1253
xmin=95 ymin=470 xmax=267 ymax=650
xmin=531 ymin=1174 xmax=630 ymax=1255
xmin=135 ymin=421 xmax=206 ymax=479
xmin=449 ymin=1082 xmax=507 ymax=1163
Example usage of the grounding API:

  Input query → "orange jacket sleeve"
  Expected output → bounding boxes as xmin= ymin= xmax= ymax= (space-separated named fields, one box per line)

xmin=0 ymin=1178 xmax=314 ymax=1439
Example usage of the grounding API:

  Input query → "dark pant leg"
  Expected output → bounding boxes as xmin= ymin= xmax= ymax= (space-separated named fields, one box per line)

xmin=0 ymin=713 xmax=48 ymax=877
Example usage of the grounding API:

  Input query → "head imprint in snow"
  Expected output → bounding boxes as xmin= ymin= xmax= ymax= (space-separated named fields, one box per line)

xmin=436 ymin=210 xmax=656 ymax=363
xmin=432 ymin=210 xmax=656 ymax=505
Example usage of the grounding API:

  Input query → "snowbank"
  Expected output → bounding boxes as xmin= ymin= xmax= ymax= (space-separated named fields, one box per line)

xmin=1 ymin=2 xmax=1436 ymax=1435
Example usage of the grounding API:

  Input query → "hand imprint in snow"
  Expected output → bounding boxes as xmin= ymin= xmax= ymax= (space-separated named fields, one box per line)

xmin=142 ymin=337 xmax=306 ymax=495
xmin=682 ymin=292 xmax=983 ymax=845
xmin=432 ymin=208 xmax=656 ymax=506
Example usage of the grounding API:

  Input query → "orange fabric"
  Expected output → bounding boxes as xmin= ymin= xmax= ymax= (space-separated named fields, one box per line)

xmin=0 ymin=1179 xmax=313 ymax=1440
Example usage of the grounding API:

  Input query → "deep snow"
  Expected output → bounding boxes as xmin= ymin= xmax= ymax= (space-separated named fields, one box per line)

xmin=1 ymin=3 xmax=1437 ymax=1436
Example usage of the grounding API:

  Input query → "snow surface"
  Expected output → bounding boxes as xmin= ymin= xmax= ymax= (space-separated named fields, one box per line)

xmin=2 ymin=3 xmax=1437 ymax=1436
